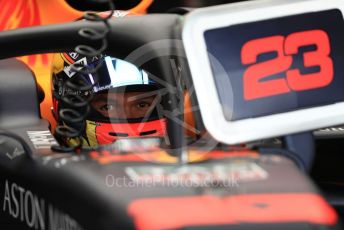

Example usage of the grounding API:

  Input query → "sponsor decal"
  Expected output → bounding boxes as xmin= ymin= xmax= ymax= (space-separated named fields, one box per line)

xmin=68 ymin=52 xmax=79 ymax=60
xmin=6 ymin=147 xmax=25 ymax=160
xmin=63 ymin=57 xmax=87 ymax=78
xmin=27 ymin=131 xmax=58 ymax=149
xmin=41 ymin=154 xmax=85 ymax=168
xmin=318 ymin=127 xmax=344 ymax=132
xmin=126 ymin=161 xmax=268 ymax=186
xmin=0 ymin=135 xmax=26 ymax=160
xmin=113 ymin=10 xmax=129 ymax=18
xmin=2 ymin=180 xmax=84 ymax=230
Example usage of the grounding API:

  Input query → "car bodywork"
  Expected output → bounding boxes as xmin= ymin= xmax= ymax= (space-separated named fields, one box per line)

xmin=0 ymin=0 xmax=343 ymax=229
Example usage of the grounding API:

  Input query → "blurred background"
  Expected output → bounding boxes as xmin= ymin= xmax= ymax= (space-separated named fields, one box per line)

xmin=0 ymin=0 xmax=249 ymax=127
xmin=65 ymin=0 xmax=249 ymax=12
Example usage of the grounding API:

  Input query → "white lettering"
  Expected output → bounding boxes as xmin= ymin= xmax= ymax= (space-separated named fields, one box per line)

xmin=18 ymin=185 xmax=25 ymax=221
xmin=49 ymin=205 xmax=84 ymax=230
xmin=2 ymin=180 xmax=82 ymax=230
xmin=35 ymin=198 xmax=45 ymax=230
xmin=49 ymin=205 xmax=59 ymax=230
xmin=25 ymin=190 xmax=36 ymax=227
xmin=319 ymin=127 xmax=344 ymax=132
xmin=2 ymin=180 xmax=11 ymax=213
xmin=27 ymin=131 xmax=58 ymax=149
xmin=11 ymin=183 xmax=19 ymax=218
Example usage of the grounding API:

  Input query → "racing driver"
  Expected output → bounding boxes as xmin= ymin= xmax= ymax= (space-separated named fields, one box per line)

xmin=51 ymin=52 xmax=166 ymax=148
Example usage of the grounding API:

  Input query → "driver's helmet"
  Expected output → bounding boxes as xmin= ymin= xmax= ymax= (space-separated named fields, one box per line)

xmin=51 ymin=52 xmax=166 ymax=147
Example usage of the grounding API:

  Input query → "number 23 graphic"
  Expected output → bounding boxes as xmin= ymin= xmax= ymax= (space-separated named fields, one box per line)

xmin=241 ymin=30 xmax=333 ymax=101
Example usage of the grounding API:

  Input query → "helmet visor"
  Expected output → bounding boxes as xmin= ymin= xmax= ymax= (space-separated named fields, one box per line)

xmin=78 ymin=56 xmax=162 ymax=122
xmin=82 ymin=56 xmax=157 ymax=93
